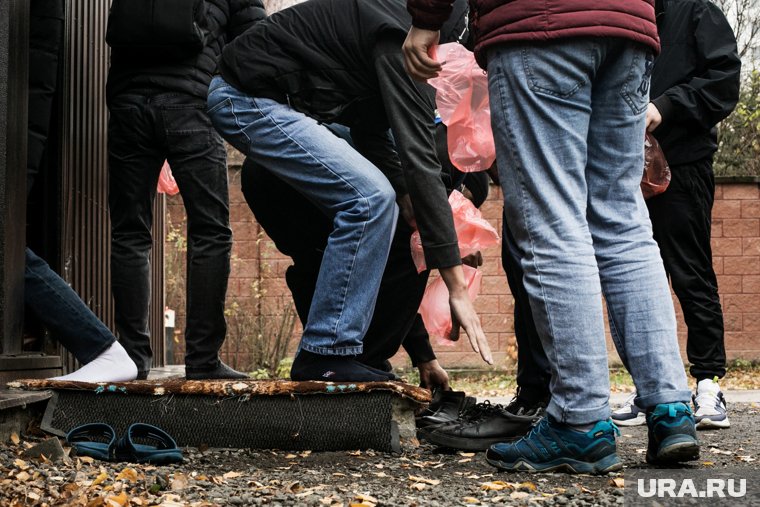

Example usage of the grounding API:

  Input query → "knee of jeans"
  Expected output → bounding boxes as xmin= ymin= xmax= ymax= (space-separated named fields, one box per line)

xmin=112 ymin=231 xmax=153 ymax=258
xmin=371 ymin=183 xmax=397 ymax=218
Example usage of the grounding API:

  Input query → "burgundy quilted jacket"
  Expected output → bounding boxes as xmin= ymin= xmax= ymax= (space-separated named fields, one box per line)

xmin=407 ymin=0 xmax=660 ymax=67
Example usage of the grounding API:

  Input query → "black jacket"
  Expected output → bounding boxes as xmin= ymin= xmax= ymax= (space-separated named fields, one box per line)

xmin=106 ymin=0 xmax=265 ymax=101
xmin=220 ymin=0 xmax=470 ymax=270
xmin=651 ymin=0 xmax=741 ymax=166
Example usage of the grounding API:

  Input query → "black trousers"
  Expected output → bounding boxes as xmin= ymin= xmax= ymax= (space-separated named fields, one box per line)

xmin=107 ymin=91 xmax=232 ymax=374
xmin=647 ymin=159 xmax=726 ymax=380
xmin=241 ymin=159 xmax=436 ymax=370
xmin=502 ymin=214 xmax=551 ymax=402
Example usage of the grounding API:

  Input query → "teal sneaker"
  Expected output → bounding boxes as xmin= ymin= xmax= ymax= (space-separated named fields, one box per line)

xmin=646 ymin=402 xmax=700 ymax=464
xmin=485 ymin=417 xmax=622 ymax=474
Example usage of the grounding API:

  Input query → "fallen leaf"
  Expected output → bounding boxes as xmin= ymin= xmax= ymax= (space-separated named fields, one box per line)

xmin=463 ymin=497 xmax=480 ymax=504
xmin=79 ymin=456 xmax=95 ymax=464
xmin=481 ymin=481 xmax=511 ymax=491
xmin=115 ymin=468 xmax=139 ymax=483
xmin=408 ymin=475 xmax=441 ymax=486
xmin=458 ymin=458 xmax=472 ymax=464
xmin=348 ymin=450 xmax=362 ymax=456
xmin=459 ymin=452 xmax=476 ymax=458
xmin=86 ymin=497 xmax=105 ymax=507
xmin=15 ymin=471 xmax=30 ymax=482
xmin=354 ymin=493 xmax=378 ymax=504
xmin=10 ymin=433 xmax=20 ymax=445
xmin=519 ymin=482 xmax=537 ymax=491
xmin=709 ymin=447 xmax=733 ymax=455
xmin=510 ymin=491 xmax=530 ymax=500
xmin=92 ymin=472 xmax=108 ymax=487
xmin=610 ymin=478 xmax=625 ymax=488
xmin=702 ymin=461 xmax=715 ymax=466
xmin=223 ymin=471 xmax=244 ymax=479
xmin=736 ymin=455 xmax=756 ymax=463
xmin=300 ymin=450 xmax=312 ymax=458
xmin=13 ymin=459 xmax=28 ymax=470
xmin=105 ymin=491 xmax=129 ymax=507
xmin=410 ymin=483 xmax=426 ymax=491
xmin=285 ymin=454 xmax=298 ymax=459
xmin=170 ymin=473 xmax=189 ymax=491
xmin=332 ymin=473 xmax=346 ymax=477
xmin=285 ymin=481 xmax=303 ymax=493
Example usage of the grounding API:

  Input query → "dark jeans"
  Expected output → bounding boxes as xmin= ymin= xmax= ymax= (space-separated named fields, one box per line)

xmin=108 ymin=91 xmax=231 ymax=374
xmin=25 ymin=248 xmax=115 ymax=364
xmin=501 ymin=214 xmax=551 ymax=402
xmin=241 ymin=159 xmax=435 ymax=370
xmin=647 ymin=159 xmax=726 ymax=380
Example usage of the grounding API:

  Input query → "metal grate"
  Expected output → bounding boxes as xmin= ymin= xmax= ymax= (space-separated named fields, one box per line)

xmin=42 ymin=391 xmax=399 ymax=452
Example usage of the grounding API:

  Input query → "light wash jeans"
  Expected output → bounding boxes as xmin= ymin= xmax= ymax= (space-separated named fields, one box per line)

xmin=487 ymin=39 xmax=691 ymax=424
xmin=207 ymin=76 xmax=398 ymax=356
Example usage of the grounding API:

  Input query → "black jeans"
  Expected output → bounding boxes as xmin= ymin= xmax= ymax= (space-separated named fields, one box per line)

xmin=108 ymin=91 xmax=231 ymax=374
xmin=502 ymin=214 xmax=551 ymax=403
xmin=647 ymin=159 xmax=726 ymax=380
xmin=241 ymin=159 xmax=435 ymax=370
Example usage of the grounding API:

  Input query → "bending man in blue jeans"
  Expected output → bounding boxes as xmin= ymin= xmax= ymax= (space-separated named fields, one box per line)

xmin=208 ymin=0 xmax=492 ymax=382
xmin=404 ymin=0 xmax=698 ymax=472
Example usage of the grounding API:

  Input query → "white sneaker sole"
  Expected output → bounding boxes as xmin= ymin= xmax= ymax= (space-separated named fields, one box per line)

xmin=611 ymin=414 xmax=646 ymax=427
xmin=696 ymin=416 xmax=730 ymax=429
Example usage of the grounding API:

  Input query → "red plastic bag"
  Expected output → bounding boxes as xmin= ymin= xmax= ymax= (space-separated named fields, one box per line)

xmin=419 ymin=264 xmax=482 ymax=345
xmin=429 ymin=43 xmax=495 ymax=173
xmin=411 ymin=190 xmax=500 ymax=273
xmin=157 ymin=160 xmax=180 ymax=195
xmin=641 ymin=133 xmax=670 ymax=199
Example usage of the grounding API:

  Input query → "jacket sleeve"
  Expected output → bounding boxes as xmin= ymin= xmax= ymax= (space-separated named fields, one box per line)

xmin=227 ymin=0 xmax=266 ymax=40
xmin=651 ymin=2 xmax=742 ymax=130
xmin=374 ymin=38 xmax=461 ymax=270
xmin=406 ymin=0 xmax=455 ymax=31
xmin=350 ymin=126 xmax=409 ymax=198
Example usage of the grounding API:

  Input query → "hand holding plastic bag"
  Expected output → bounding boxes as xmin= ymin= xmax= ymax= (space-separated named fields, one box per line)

xmin=157 ymin=160 xmax=180 ymax=195
xmin=429 ymin=43 xmax=495 ymax=173
xmin=641 ymin=133 xmax=670 ymax=199
xmin=411 ymin=190 xmax=500 ymax=273
xmin=419 ymin=265 xmax=482 ymax=345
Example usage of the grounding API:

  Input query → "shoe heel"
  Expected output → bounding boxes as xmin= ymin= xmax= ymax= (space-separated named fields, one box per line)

xmin=594 ymin=453 xmax=623 ymax=474
xmin=655 ymin=435 xmax=700 ymax=464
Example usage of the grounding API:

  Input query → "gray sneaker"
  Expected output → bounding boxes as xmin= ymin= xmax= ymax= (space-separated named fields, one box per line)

xmin=611 ymin=392 xmax=646 ymax=427
xmin=693 ymin=378 xmax=730 ymax=429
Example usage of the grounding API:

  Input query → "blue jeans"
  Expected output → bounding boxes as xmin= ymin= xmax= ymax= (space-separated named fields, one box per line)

xmin=207 ymin=77 xmax=398 ymax=356
xmin=487 ymin=39 xmax=691 ymax=425
xmin=25 ymin=248 xmax=115 ymax=364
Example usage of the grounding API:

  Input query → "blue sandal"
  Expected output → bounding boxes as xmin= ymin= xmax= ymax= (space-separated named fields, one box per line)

xmin=114 ymin=423 xmax=183 ymax=464
xmin=66 ymin=423 xmax=117 ymax=461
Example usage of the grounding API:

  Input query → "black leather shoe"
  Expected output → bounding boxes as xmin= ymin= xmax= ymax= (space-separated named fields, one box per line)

xmin=185 ymin=361 xmax=249 ymax=380
xmin=420 ymin=400 xmax=544 ymax=451
xmin=417 ymin=389 xmax=476 ymax=428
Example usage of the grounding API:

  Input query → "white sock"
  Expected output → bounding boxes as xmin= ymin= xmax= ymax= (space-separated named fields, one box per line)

xmin=51 ymin=341 xmax=138 ymax=383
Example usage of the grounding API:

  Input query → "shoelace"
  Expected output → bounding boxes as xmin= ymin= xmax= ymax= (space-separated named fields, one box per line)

xmin=694 ymin=388 xmax=722 ymax=412
xmin=460 ymin=400 xmax=506 ymax=422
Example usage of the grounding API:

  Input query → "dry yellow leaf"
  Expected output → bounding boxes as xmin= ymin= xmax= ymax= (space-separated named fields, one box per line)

xmin=408 ymin=475 xmax=441 ymax=486
xmin=459 ymin=452 xmax=476 ymax=458
xmin=15 ymin=471 xmax=30 ymax=482
xmin=354 ymin=493 xmax=378 ymax=504
xmin=91 ymin=472 xmax=108 ymax=487
xmin=170 ymin=473 xmax=189 ymax=491
xmin=300 ymin=450 xmax=312 ymax=458
xmin=223 ymin=471 xmax=244 ymax=479
xmin=458 ymin=458 xmax=472 ymax=464
xmin=410 ymin=483 xmax=426 ymax=491
xmin=332 ymin=473 xmax=346 ymax=477
xmin=79 ymin=456 xmax=95 ymax=464
xmin=610 ymin=478 xmax=625 ymax=488
xmin=105 ymin=491 xmax=128 ymax=507
xmin=9 ymin=433 xmax=20 ymax=445
xmin=13 ymin=459 xmax=28 ymax=470
xmin=86 ymin=496 xmax=106 ymax=507
xmin=703 ymin=461 xmax=715 ymax=466
xmin=196 ymin=475 xmax=209 ymax=481
xmin=285 ymin=454 xmax=298 ymax=459
xmin=481 ymin=481 xmax=510 ymax=491
xmin=27 ymin=491 xmax=41 ymax=501
xmin=115 ymin=468 xmax=139 ymax=483
xmin=519 ymin=481 xmax=537 ymax=491
xmin=348 ymin=450 xmax=362 ymax=456
xmin=463 ymin=497 xmax=480 ymax=504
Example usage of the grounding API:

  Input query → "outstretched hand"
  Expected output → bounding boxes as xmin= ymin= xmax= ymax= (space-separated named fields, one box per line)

xmin=402 ymin=26 xmax=442 ymax=82
xmin=439 ymin=266 xmax=493 ymax=365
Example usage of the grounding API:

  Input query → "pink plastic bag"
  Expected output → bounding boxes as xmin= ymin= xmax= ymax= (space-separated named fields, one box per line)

xmin=157 ymin=160 xmax=180 ymax=195
xmin=418 ymin=264 xmax=482 ymax=345
xmin=411 ymin=190 xmax=500 ymax=273
xmin=429 ymin=43 xmax=495 ymax=173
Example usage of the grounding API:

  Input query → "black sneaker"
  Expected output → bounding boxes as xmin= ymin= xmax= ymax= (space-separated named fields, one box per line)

xmin=417 ymin=389 xmax=476 ymax=428
xmin=420 ymin=400 xmax=544 ymax=451
xmin=505 ymin=395 xmax=549 ymax=417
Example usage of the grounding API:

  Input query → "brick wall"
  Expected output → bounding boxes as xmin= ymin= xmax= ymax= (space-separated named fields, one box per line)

xmin=166 ymin=161 xmax=760 ymax=370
